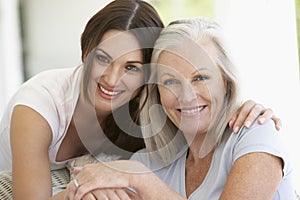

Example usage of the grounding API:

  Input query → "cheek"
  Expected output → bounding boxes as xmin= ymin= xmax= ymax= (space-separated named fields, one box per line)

xmin=90 ymin=62 xmax=106 ymax=80
xmin=206 ymin=82 xmax=227 ymax=113
xmin=212 ymin=83 xmax=226 ymax=99
xmin=158 ymin=87 xmax=178 ymax=108
xmin=205 ymin=78 xmax=226 ymax=98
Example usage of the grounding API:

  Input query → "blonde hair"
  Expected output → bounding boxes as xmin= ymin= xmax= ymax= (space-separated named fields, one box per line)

xmin=139 ymin=17 xmax=242 ymax=164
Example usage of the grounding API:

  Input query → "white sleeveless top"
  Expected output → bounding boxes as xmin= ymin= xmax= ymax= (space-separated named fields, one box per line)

xmin=0 ymin=66 xmax=82 ymax=170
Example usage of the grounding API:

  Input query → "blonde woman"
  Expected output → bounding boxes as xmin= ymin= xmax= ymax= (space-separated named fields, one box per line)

xmin=64 ymin=18 xmax=293 ymax=200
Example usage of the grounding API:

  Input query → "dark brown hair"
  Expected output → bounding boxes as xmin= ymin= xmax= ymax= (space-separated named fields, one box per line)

xmin=80 ymin=0 xmax=164 ymax=154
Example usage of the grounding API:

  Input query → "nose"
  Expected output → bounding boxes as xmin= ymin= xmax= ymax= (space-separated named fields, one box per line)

xmin=102 ymin=63 xmax=121 ymax=87
xmin=179 ymin=82 xmax=197 ymax=103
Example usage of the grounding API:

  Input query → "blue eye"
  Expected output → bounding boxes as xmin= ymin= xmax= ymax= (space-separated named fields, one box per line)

xmin=125 ymin=65 xmax=141 ymax=72
xmin=163 ymin=79 xmax=179 ymax=85
xmin=194 ymin=75 xmax=208 ymax=82
xmin=96 ymin=54 xmax=110 ymax=64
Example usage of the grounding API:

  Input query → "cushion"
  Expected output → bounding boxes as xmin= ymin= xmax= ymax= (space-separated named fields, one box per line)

xmin=0 ymin=168 xmax=70 ymax=199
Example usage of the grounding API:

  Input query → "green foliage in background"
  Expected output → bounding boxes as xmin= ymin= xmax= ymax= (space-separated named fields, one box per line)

xmin=150 ymin=0 xmax=213 ymax=25
xmin=296 ymin=0 xmax=300 ymax=69
xmin=151 ymin=0 xmax=300 ymax=72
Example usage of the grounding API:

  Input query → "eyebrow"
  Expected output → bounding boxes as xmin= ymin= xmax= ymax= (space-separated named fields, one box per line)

xmin=127 ymin=61 xmax=144 ymax=65
xmin=160 ymin=72 xmax=176 ymax=79
xmin=159 ymin=68 xmax=211 ymax=80
xmin=96 ymin=48 xmax=113 ymax=61
xmin=191 ymin=70 xmax=201 ymax=76
xmin=96 ymin=48 xmax=144 ymax=65
xmin=191 ymin=68 xmax=211 ymax=75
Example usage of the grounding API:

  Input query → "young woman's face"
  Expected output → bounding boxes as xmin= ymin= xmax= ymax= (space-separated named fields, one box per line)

xmin=157 ymin=42 xmax=226 ymax=137
xmin=88 ymin=29 xmax=144 ymax=115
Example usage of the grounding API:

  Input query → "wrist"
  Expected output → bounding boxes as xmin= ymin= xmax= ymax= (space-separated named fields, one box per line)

xmin=128 ymin=161 xmax=152 ymax=188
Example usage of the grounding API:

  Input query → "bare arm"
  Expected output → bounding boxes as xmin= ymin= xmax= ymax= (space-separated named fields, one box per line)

xmin=11 ymin=105 xmax=53 ymax=200
xmin=50 ymin=191 xmax=67 ymax=200
xmin=81 ymin=188 xmax=142 ymax=200
xmin=220 ymin=152 xmax=283 ymax=200
xmin=52 ymin=184 xmax=142 ymax=200
xmin=64 ymin=160 xmax=186 ymax=200
xmin=229 ymin=100 xmax=282 ymax=133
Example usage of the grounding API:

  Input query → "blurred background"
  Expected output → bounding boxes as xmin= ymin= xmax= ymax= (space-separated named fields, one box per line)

xmin=0 ymin=0 xmax=299 ymax=192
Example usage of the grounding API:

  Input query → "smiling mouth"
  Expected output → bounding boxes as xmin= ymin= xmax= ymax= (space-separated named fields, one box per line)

xmin=98 ymin=83 xmax=123 ymax=96
xmin=179 ymin=106 xmax=206 ymax=114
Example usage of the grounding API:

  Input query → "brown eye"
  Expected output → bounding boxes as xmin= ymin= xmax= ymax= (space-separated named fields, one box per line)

xmin=125 ymin=65 xmax=141 ymax=72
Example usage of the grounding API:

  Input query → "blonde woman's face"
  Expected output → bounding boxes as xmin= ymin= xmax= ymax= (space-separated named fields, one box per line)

xmin=88 ymin=29 xmax=144 ymax=115
xmin=157 ymin=41 xmax=226 ymax=137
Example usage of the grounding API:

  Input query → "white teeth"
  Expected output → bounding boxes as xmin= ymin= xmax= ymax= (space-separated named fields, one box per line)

xmin=100 ymin=85 xmax=121 ymax=96
xmin=181 ymin=106 xmax=204 ymax=114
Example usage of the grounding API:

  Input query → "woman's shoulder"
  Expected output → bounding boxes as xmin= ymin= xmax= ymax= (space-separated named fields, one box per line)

xmin=25 ymin=66 xmax=82 ymax=85
xmin=4 ymin=66 xmax=82 ymax=132
xmin=235 ymin=119 xmax=279 ymax=142
xmin=225 ymin=119 xmax=289 ymax=165
xmin=16 ymin=66 xmax=82 ymax=99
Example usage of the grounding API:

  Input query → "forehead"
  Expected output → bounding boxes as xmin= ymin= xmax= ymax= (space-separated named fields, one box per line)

xmin=157 ymin=39 xmax=218 ymax=75
xmin=99 ymin=29 xmax=142 ymax=59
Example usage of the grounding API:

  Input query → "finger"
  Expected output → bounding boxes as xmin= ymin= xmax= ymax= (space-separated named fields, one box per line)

xmin=232 ymin=101 xmax=258 ymax=133
xmin=228 ymin=113 xmax=237 ymax=129
xmin=257 ymin=109 xmax=282 ymax=131
xmin=124 ymin=188 xmax=142 ymax=200
xmin=257 ymin=108 xmax=274 ymax=125
xmin=82 ymin=192 xmax=97 ymax=200
xmin=65 ymin=181 xmax=77 ymax=200
xmin=230 ymin=100 xmax=254 ymax=131
xmin=74 ymin=167 xmax=83 ymax=175
xmin=271 ymin=115 xmax=282 ymax=131
xmin=228 ymin=100 xmax=253 ymax=129
xmin=73 ymin=169 xmax=99 ymax=200
xmin=106 ymin=189 xmax=122 ymax=200
xmin=74 ymin=179 xmax=106 ymax=200
xmin=241 ymin=103 xmax=266 ymax=128
xmin=115 ymin=189 xmax=132 ymax=200
xmin=90 ymin=190 xmax=107 ymax=200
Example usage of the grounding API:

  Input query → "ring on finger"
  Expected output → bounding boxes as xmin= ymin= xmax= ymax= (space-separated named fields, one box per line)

xmin=73 ymin=178 xmax=80 ymax=188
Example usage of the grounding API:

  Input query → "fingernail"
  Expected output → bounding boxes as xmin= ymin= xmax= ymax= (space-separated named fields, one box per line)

xmin=276 ymin=125 xmax=282 ymax=131
xmin=258 ymin=117 xmax=265 ymax=124
xmin=244 ymin=121 xmax=251 ymax=128
xmin=234 ymin=126 xmax=239 ymax=133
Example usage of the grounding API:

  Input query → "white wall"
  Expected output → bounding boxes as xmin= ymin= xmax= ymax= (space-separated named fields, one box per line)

xmin=0 ymin=0 xmax=113 ymax=118
xmin=21 ymin=0 xmax=111 ymax=77
xmin=0 ymin=0 xmax=23 ymax=118
xmin=215 ymin=0 xmax=300 ymax=192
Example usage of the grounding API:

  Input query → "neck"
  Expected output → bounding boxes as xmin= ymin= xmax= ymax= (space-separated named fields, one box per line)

xmin=73 ymin=94 xmax=112 ymax=153
xmin=76 ymin=94 xmax=109 ymax=124
xmin=185 ymin=131 xmax=216 ymax=161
